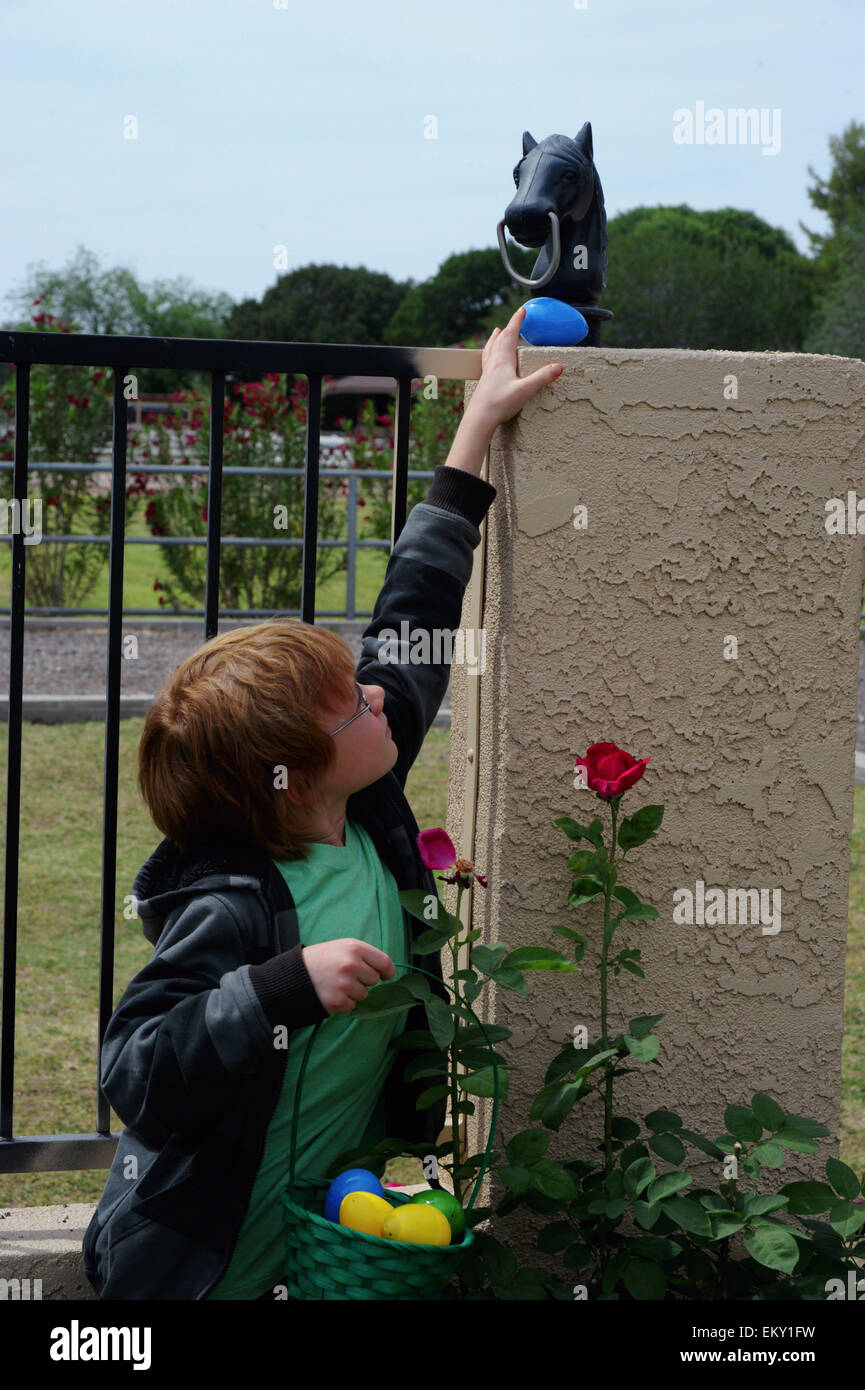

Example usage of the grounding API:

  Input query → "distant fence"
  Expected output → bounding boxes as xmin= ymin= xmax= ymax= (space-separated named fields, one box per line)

xmin=0 ymin=457 xmax=436 ymax=620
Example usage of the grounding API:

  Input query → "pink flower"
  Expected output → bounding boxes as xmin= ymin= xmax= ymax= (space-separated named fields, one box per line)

xmin=416 ymin=828 xmax=487 ymax=889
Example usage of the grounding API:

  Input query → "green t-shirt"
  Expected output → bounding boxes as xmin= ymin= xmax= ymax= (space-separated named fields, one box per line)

xmin=205 ymin=818 xmax=410 ymax=1300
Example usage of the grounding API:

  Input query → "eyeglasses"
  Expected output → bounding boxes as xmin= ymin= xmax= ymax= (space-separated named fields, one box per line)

xmin=328 ymin=681 xmax=372 ymax=736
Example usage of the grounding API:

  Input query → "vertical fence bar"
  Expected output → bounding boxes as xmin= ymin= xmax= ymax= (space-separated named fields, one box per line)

xmin=346 ymin=472 xmax=357 ymax=621
xmin=204 ymin=372 xmax=225 ymax=641
xmin=95 ymin=367 xmax=129 ymax=1134
xmin=300 ymin=374 xmax=322 ymax=625
xmin=391 ymin=376 xmax=412 ymax=546
xmin=0 ymin=365 xmax=29 ymax=1143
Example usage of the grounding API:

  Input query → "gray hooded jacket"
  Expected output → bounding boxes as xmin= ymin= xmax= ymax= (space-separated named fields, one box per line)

xmin=81 ymin=463 xmax=496 ymax=1299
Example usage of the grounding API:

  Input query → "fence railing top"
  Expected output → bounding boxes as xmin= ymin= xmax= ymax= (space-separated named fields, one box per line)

xmin=0 ymin=332 xmax=484 ymax=381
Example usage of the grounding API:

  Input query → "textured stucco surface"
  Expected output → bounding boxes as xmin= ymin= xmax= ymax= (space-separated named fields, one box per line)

xmin=447 ymin=347 xmax=865 ymax=1264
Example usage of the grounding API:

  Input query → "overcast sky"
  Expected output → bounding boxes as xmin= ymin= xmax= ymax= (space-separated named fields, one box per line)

xmin=1 ymin=0 xmax=861 ymax=322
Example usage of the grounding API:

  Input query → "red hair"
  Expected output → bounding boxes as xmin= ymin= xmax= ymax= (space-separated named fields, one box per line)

xmin=137 ymin=619 xmax=357 ymax=860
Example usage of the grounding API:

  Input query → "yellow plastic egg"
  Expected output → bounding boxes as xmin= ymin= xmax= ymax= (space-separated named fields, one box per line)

xmin=381 ymin=1204 xmax=452 ymax=1246
xmin=338 ymin=1190 xmax=395 ymax=1236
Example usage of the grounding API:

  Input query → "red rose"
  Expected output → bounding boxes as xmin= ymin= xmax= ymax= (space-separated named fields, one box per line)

xmin=575 ymin=742 xmax=650 ymax=800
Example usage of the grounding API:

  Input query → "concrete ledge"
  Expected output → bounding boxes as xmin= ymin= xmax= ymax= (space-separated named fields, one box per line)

xmin=0 ymin=1185 xmax=440 ymax=1300
xmin=0 ymin=1204 xmax=96 ymax=1300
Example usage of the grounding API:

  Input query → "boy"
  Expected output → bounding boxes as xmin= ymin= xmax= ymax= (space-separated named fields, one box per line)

xmin=81 ymin=307 xmax=562 ymax=1299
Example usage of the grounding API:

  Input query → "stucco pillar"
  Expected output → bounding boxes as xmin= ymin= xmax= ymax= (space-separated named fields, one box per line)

xmin=447 ymin=347 xmax=865 ymax=1264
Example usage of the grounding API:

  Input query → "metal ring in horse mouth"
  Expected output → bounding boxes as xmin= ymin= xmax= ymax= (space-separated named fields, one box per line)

xmin=496 ymin=210 xmax=561 ymax=288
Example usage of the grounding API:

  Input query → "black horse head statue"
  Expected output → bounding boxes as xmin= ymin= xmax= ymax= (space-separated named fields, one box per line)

xmin=498 ymin=122 xmax=612 ymax=344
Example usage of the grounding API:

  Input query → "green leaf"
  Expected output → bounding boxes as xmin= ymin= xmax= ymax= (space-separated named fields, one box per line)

xmin=549 ymin=924 xmax=582 ymax=944
xmin=610 ymin=885 xmax=659 ymax=921
xmin=574 ymin=1048 xmax=619 ymax=1082
xmin=455 ymin=1023 xmax=512 ymax=1048
xmin=540 ymin=1081 xmax=586 ymax=1131
xmin=623 ymin=1258 xmax=668 ymax=1300
xmin=398 ymin=972 xmax=432 ymax=1001
xmin=778 ymin=1181 xmax=836 ymax=1214
xmin=646 ymin=1172 xmax=692 ymax=1202
xmin=416 ymin=1084 xmax=449 ymax=1110
xmin=568 ymin=878 xmax=605 ymax=907
xmin=645 ymin=1108 xmax=683 ymax=1132
xmin=554 ymin=815 xmax=604 ymax=849
xmin=828 ymin=1200 xmax=865 ymax=1239
xmin=629 ymin=1015 xmax=664 ymax=1040
xmin=773 ymin=1130 xmax=820 ymax=1154
xmin=750 ymin=1092 xmax=786 ymax=1131
xmin=724 ymin=1104 xmax=763 ymax=1143
xmin=620 ymin=960 xmax=645 ymax=978
xmin=662 ymin=1196 xmax=713 ymax=1237
xmin=629 ymin=1235 xmax=682 ymax=1262
xmin=498 ymin=1165 xmax=531 ymax=1194
xmin=424 ymin=997 xmax=455 ymax=1050
xmin=743 ymin=1225 xmax=800 ymax=1274
xmin=825 ymin=1157 xmax=861 ymax=1200
xmin=678 ymin=1129 xmax=726 ymax=1160
xmin=501 ymin=946 xmax=578 ymax=972
xmin=562 ymin=1242 xmax=592 ymax=1270
xmin=743 ymin=1193 xmax=789 ymax=1217
xmin=711 ymin=1212 xmax=746 ymax=1238
xmin=352 ymin=981 xmax=416 ymax=1019
xmin=634 ymin=1200 xmax=662 ymax=1230
xmin=506 ymin=1129 xmax=551 ymax=1166
xmin=778 ymin=1113 xmax=830 ymax=1139
xmin=624 ymin=1033 xmax=660 ymax=1062
xmin=397 ymin=889 xmax=460 ymax=932
xmin=623 ymin=1157 xmax=656 ymax=1199
xmin=751 ymin=1141 xmax=785 ymax=1167
xmin=411 ymin=928 xmax=451 ymax=954
xmin=649 ymin=1132 xmax=686 ymax=1165
xmin=537 ymin=1221 xmax=575 ymax=1254
xmin=530 ymin=1159 xmax=577 ymax=1201
xmin=567 ymin=848 xmax=605 ymax=876
xmin=612 ymin=1116 xmax=642 ymax=1141
xmin=473 ymin=1232 xmax=518 ymax=1287
xmin=459 ymin=1066 xmax=506 ymax=1099
xmin=471 ymin=943 xmax=509 ymax=977
xmin=617 ymin=804 xmax=664 ymax=854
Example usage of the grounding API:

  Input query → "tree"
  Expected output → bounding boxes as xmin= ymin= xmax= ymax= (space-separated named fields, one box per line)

xmin=1 ymin=245 xmax=235 ymax=393
xmin=384 ymin=246 xmax=536 ymax=346
xmin=801 ymin=121 xmax=865 ymax=280
xmin=226 ymin=263 xmax=411 ymax=346
xmin=804 ymin=204 xmax=865 ymax=360
xmin=601 ymin=205 xmax=814 ymax=350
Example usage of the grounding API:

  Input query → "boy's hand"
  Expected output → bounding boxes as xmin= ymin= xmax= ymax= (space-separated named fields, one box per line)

xmin=302 ymin=939 xmax=395 ymax=1015
xmin=467 ymin=304 xmax=563 ymax=435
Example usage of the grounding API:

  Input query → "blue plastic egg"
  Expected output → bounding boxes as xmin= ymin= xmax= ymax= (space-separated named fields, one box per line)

xmin=324 ymin=1168 xmax=386 ymax=1224
xmin=519 ymin=297 xmax=588 ymax=347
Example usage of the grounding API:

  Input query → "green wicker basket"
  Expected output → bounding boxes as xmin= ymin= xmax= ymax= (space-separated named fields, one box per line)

xmin=280 ymin=962 xmax=499 ymax=1300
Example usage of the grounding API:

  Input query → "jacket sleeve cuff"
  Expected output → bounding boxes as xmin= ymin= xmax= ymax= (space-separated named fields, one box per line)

xmin=425 ymin=464 xmax=496 ymax=529
xmin=248 ymin=945 xmax=330 ymax=1030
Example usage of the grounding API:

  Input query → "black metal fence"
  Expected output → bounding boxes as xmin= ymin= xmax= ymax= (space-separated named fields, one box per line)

xmin=0 ymin=330 xmax=473 ymax=1176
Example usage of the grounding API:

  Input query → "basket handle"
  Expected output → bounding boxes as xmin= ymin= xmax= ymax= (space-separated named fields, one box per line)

xmin=288 ymin=961 xmax=499 ymax=1216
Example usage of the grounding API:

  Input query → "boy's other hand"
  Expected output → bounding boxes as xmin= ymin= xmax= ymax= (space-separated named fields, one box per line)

xmin=302 ymin=939 xmax=395 ymax=1015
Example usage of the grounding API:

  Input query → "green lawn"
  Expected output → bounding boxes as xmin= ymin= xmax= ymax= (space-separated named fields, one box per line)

xmin=0 ymin=723 xmax=862 ymax=1207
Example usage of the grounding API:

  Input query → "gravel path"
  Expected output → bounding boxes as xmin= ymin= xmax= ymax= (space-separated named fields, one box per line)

xmin=0 ymin=621 xmax=454 ymax=715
